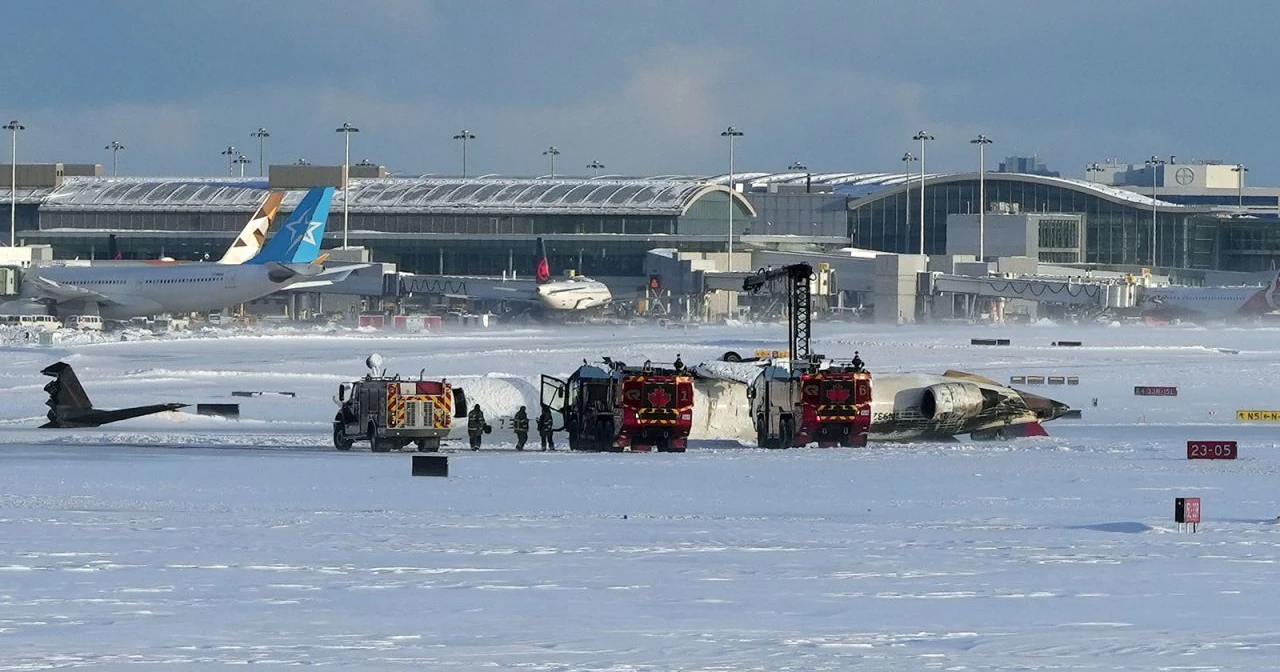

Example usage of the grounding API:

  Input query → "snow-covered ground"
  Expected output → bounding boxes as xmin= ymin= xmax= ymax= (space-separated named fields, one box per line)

xmin=4 ymin=321 xmax=1280 ymax=669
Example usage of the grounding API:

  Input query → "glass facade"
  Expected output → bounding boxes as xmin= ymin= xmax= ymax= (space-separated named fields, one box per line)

xmin=24 ymin=188 xmax=756 ymax=277
xmin=851 ymin=178 xmax=1240 ymax=269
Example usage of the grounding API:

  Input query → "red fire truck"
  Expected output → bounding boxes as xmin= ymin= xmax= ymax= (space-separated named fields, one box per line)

xmin=541 ymin=359 xmax=694 ymax=452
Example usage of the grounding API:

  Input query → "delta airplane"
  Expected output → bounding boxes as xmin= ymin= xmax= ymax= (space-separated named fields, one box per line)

xmin=399 ymin=237 xmax=612 ymax=312
xmin=531 ymin=238 xmax=613 ymax=311
xmin=9 ymin=187 xmax=355 ymax=320
xmin=1138 ymin=269 xmax=1280 ymax=321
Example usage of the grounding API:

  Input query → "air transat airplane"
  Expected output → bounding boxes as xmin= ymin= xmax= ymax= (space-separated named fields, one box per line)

xmin=1139 ymin=269 xmax=1280 ymax=321
xmin=12 ymin=187 xmax=354 ymax=320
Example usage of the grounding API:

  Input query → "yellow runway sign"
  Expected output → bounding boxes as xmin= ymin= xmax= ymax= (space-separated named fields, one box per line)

xmin=1237 ymin=410 xmax=1280 ymax=421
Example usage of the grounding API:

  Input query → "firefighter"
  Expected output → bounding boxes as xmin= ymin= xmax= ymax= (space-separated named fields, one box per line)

xmin=673 ymin=353 xmax=684 ymax=371
xmin=537 ymin=406 xmax=556 ymax=451
xmin=852 ymin=350 xmax=865 ymax=372
xmin=512 ymin=405 xmax=530 ymax=451
xmin=467 ymin=404 xmax=487 ymax=450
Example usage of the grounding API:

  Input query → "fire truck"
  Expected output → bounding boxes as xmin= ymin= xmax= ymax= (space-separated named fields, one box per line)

xmin=742 ymin=264 xmax=873 ymax=448
xmin=332 ymin=355 xmax=468 ymax=452
xmin=540 ymin=358 xmax=694 ymax=452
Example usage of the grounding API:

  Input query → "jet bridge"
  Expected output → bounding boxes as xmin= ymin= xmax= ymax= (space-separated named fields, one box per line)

xmin=929 ymin=273 xmax=1138 ymax=309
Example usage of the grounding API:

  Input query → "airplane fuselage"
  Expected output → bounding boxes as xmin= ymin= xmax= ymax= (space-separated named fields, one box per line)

xmin=1139 ymin=284 xmax=1276 ymax=320
xmin=535 ymin=276 xmax=613 ymax=311
xmin=25 ymin=263 xmax=302 ymax=320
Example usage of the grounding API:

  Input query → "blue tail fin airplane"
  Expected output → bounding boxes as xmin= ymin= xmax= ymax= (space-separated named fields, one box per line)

xmin=248 ymin=187 xmax=335 ymax=264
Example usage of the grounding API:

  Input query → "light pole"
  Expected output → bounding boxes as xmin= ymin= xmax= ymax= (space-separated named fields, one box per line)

xmin=789 ymin=161 xmax=811 ymax=193
xmin=335 ymin=122 xmax=359 ymax=249
xmin=1145 ymin=155 xmax=1164 ymax=267
xmin=452 ymin=130 xmax=476 ymax=178
xmin=1085 ymin=162 xmax=1104 ymax=182
xmin=233 ymin=154 xmax=251 ymax=178
xmin=901 ymin=152 xmax=917 ymax=246
xmin=220 ymin=145 xmax=237 ymax=176
xmin=970 ymin=134 xmax=992 ymax=261
xmin=587 ymin=160 xmax=605 ymax=177
xmin=4 ymin=120 xmax=23 ymax=247
xmin=250 ymin=127 xmax=269 ymax=177
xmin=721 ymin=126 xmax=744 ymax=271
xmin=912 ymin=130 xmax=934 ymax=255
xmin=104 ymin=140 xmax=125 ymax=177
xmin=1232 ymin=163 xmax=1249 ymax=210
xmin=543 ymin=146 xmax=560 ymax=178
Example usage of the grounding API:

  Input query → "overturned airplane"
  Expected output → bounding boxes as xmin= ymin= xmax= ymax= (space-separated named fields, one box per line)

xmin=691 ymin=361 xmax=1072 ymax=444
xmin=40 ymin=362 xmax=187 ymax=428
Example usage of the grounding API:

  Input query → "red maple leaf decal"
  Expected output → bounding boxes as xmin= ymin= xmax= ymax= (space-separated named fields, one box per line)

xmin=647 ymin=386 xmax=672 ymax=407
xmin=825 ymin=385 xmax=851 ymax=404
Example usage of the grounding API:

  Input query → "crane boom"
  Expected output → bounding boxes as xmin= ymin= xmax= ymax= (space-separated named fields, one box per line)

xmin=743 ymin=263 xmax=812 ymax=370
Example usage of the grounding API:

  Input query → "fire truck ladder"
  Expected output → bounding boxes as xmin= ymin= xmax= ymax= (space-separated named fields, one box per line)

xmin=743 ymin=263 xmax=812 ymax=372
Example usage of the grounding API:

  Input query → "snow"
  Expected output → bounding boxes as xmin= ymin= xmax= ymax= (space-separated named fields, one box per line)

xmin=4 ymin=321 xmax=1280 ymax=668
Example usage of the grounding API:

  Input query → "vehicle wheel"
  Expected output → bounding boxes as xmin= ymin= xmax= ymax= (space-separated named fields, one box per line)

xmin=332 ymin=424 xmax=353 ymax=451
xmin=755 ymin=413 xmax=775 ymax=449
xmin=598 ymin=417 xmax=615 ymax=451
xmin=368 ymin=423 xmax=390 ymax=453
xmin=723 ymin=350 xmax=742 ymax=362
xmin=778 ymin=415 xmax=795 ymax=450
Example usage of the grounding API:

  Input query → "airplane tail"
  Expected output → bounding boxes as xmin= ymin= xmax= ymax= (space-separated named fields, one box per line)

xmin=246 ymin=187 xmax=335 ymax=265
xmin=219 ymin=191 xmax=285 ymax=264
xmin=40 ymin=362 xmax=92 ymax=427
xmin=535 ymin=237 xmax=551 ymax=284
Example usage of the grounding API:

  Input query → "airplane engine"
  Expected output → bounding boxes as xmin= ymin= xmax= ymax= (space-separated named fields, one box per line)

xmin=920 ymin=382 xmax=986 ymax=422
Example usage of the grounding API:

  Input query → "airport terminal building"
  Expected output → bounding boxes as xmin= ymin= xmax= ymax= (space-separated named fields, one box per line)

xmin=3 ymin=161 xmax=1279 ymax=279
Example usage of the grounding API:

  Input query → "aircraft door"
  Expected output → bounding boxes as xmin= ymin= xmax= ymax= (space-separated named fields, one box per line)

xmin=540 ymin=374 xmax=568 ymax=431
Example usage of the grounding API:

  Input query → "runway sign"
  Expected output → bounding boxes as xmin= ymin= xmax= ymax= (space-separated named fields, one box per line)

xmin=1186 ymin=441 xmax=1237 ymax=460
xmin=1134 ymin=386 xmax=1177 ymax=396
xmin=1175 ymin=497 xmax=1201 ymax=532
xmin=1237 ymin=410 xmax=1280 ymax=421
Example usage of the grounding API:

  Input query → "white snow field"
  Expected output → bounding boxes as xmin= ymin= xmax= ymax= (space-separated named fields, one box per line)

xmin=4 ymin=321 xmax=1280 ymax=669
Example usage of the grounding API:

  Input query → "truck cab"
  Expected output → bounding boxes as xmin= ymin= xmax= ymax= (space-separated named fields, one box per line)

xmin=541 ymin=359 xmax=694 ymax=452
xmin=333 ymin=374 xmax=467 ymax=452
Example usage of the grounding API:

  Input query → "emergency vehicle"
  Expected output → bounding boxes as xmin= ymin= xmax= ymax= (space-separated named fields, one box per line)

xmin=751 ymin=358 xmax=871 ymax=448
xmin=333 ymin=355 xmax=467 ymax=452
xmin=540 ymin=358 xmax=694 ymax=452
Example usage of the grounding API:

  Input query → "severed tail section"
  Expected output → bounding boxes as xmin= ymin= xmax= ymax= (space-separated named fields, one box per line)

xmin=39 ymin=362 xmax=186 ymax=429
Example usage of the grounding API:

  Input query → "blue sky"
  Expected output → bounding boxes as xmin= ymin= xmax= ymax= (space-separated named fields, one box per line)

xmin=4 ymin=0 xmax=1278 ymax=182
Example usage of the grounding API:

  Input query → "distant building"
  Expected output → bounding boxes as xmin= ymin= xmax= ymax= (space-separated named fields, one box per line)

xmin=996 ymin=155 xmax=1060 ymax=178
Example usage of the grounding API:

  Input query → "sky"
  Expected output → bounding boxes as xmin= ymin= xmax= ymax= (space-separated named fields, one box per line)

xmin=4 ymin=0 xmax=1280 ymax=182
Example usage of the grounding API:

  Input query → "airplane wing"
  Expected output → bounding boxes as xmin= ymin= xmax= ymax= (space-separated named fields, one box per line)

xmin=27 ymin=276 xmax=123 ymax=305
xmin=280 ymin=263 xmax=369 ymax=290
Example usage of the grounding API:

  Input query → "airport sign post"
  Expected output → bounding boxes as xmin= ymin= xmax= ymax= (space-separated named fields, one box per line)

xmin=1237 ymin=410 xmax=1280 ymax=421
xmin=1186 ymin=441 xmax=1237 ymax=460
xmin=1175 ymin=497 xmax=1201 ymax=533
xmin=1134 ymin=386 xmax=1177 ymax=396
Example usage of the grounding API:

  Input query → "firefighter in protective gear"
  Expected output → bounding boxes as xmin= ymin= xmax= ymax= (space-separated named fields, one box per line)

xmin=512 ymin=406 xmax=530 ymax=451
xmin=467 ymin=404 xmax=486 ymax=450
xmin=851 ymin=351 xmax=865 ymax=372
xmin=537 ymin=406 xmax=556 ymax=451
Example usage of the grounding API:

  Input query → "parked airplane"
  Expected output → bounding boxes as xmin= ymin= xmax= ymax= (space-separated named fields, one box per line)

xmin=397 ymin=237 xmax=613 ymax=312
xmin=693 ymin=361 xmax=1071 ymax=443
xmin=8 ymin=187 xmax=354 ymax=320
xmin=39 ymin=361 xmax=186 ymax=428
xmin=532 ymin=238 xmax=613 ymax=311
xmin=1138 ymin=269 xmax=1280 ymax=321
